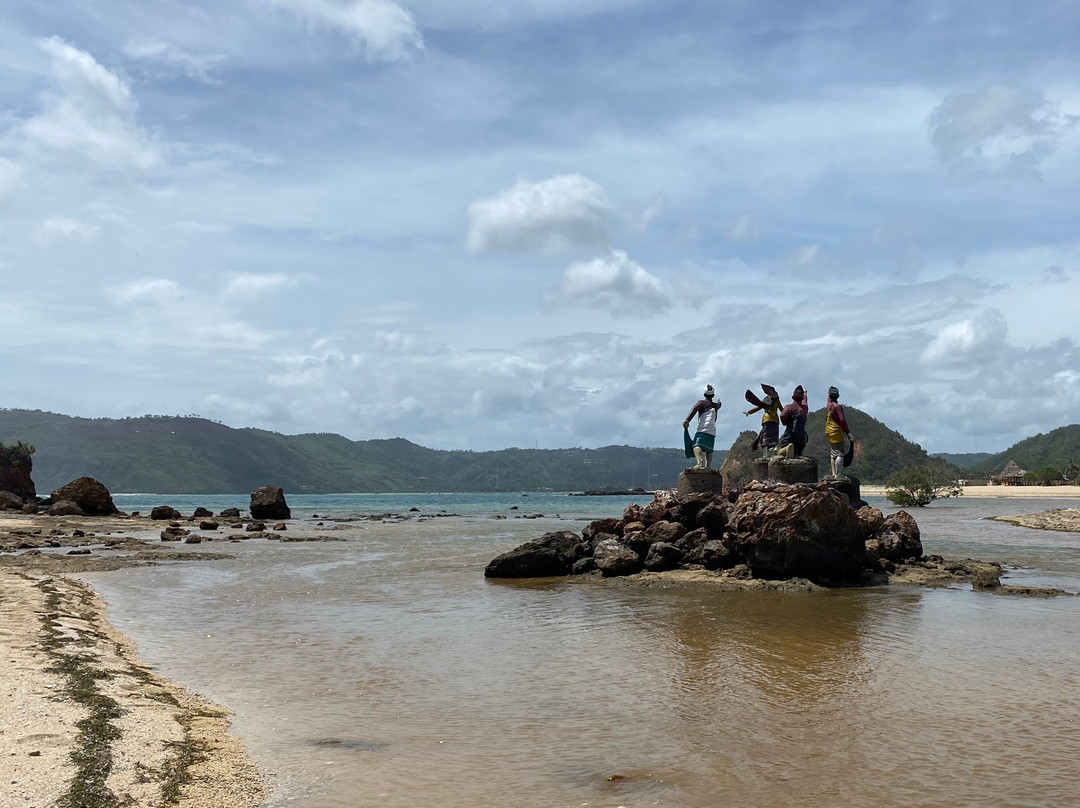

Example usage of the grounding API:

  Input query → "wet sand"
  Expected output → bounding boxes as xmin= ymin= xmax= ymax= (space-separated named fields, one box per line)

xmin=0 ymin=513 xmax=266 ymax=808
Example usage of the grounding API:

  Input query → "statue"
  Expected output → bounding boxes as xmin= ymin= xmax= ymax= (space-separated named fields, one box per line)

xmin=743 ymin=383 xmax=781 ymax=457
xmin=682 ymin=384 xmax=722 ymax=469
xmin=825 ymin=385 xmax=854 ymax=476
xmin=775 ymin=385 xmax=808 ymax=458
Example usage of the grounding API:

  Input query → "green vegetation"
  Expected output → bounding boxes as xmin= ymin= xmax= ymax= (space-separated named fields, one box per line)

xmin=932 ymin=451 xmax=995 ymax=468
xmin=1026 ymin=465 xmax=1065 ymax=485
xmin=0 ymin=439 xmax=35 ymax=463
xmin=885 ymin=466 xmax=963 ymax=507
xmin=969 ymin=424 xmax=1080 ymax=480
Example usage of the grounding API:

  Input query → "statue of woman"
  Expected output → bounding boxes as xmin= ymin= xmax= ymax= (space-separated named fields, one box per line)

xmin=682 ymin=385 xmax=722 ymax=469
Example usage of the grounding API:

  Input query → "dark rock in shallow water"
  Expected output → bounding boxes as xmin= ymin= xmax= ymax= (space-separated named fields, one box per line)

xmin=0 ymin=490 xmax=24 ymax=510
xmin=220 ymin=507 xmax=241 ymax=518
xmin=246 ymin=521 xmax=266 ymax=532
xmin=151 ymin=506 xmax=182 ymax=521
xmin=727 ymin=480 xmax=863 ymax=584
xmin=594 ymin=538 xmax=643 ymax=577
xmin=200 ymin=521 xmax=219 ymax=531
xmin=856 ymin=506 xmax=885 ymax=541
xmin=485 ymin=531 xmax=584 ymax=578
xmin=250 ymin=485 xmax=291 ymax=520
xmin=193 ymin=507 xmax=213 ymax=518
xmin=873 ymin=510 xmax=922 ymax=561
xmin=51 ymin=477 xmax=118 ymax=516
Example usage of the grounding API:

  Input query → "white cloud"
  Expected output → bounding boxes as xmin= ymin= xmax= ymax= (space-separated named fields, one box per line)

xmin=0 ymin=158 xmax=22 ymax=202
xmin=266 ymin=0 xmax=423 ymax=61
xmin=467 ymin=174 xmax=613 ymax=253
xmin=929 ymin=85 xmax=1073 ymax=169
xmin=223 ymin=272 xmax=302 ymax=297
xmin=21 ymin=37 xmax=158 ymax=171
xmin=34 ymin=217 xmax=101 ymax=244
xmin=109 ymin=278 xmax=183 ymax=305
xmin=795 ymin=244 xmax=820 ymax=265
xmin=921 ymin=308 xmax=1008 ymax=366
xmin=556 ymin=250 xmax=670 ymax=316
xmin=721 ymin=213 xmax=762 ymax=244
xmin=122 ymin=38 xmax=225 ymax=84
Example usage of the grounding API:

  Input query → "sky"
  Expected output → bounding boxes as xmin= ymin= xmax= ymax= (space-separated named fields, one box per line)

xmin=1 ymin=0 xmax=1078 ymax=455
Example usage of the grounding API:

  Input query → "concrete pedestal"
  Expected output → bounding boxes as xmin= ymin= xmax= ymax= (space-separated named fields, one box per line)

xmin=752 ymin=457 xmax=818 ymax=484
xmin=677 ymin=468 xmax=724 ymax=496
xmin=823 ymin=474 xmax=861 ymax=505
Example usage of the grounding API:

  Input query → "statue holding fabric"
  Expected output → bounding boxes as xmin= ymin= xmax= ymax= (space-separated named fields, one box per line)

xmin=682 ymin=385 xmax=722 ymax=469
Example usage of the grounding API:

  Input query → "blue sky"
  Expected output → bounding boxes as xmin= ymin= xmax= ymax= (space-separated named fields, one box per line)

xmin=1 ymin=0 xmax=1078 ymax=454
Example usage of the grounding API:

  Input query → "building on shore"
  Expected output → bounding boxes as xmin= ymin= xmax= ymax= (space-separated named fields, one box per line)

xmin=994 ymin=459 xmax=1027 ymax=486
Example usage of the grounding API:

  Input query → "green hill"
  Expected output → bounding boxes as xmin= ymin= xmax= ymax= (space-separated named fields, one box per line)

xmin=0 ymin=409 xmax=691 ymax=494
xmin=968 ymin=425 xmax=1080 ymax=478
xmin=932 ymin=452 xmax=996 ymax=469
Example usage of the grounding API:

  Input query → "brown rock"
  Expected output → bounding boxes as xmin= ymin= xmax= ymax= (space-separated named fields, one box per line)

xmin=593 ymin=538 xmax=643 ymax=577
xmin=0 ymin=490 xmax=24 ymax=510
xmin=151 ymin=506 xmax=182 ymax=521
xmin=856 ymin=506 xmax=885 ymax=541
xmin=50 ymin=477 xmax=118 ymax=516
xmin=250 ymin=485 xmax=291 ymax=520
xmin=47 ymin=500 xmax=84 ymax=516
xmin=0 ymin=442 xmax=36 ymax=500
xmin=484 ymin=531 xmax=584 ymax=578
xmin=874 ymin=510 xmax=923 ymax=561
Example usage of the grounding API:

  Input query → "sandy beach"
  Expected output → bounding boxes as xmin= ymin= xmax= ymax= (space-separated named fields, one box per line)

xmin=861 ymin=484 xmax=1080 ymax=499
xmin=0 ymin=513 xmax=267 ymax=808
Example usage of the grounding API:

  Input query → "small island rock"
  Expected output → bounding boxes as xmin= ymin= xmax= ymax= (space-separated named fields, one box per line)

xmin=250 ymin=486 xmax=291 ymax=520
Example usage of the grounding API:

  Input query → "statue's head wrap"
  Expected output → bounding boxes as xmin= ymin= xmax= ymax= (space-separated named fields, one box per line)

xmin=704 ymin=384 xmax=715 ymax=399
xmin=828 ymin=386 xmax=840 ymax=401
xmin=792 ymin=385 xmax=805 ymax=401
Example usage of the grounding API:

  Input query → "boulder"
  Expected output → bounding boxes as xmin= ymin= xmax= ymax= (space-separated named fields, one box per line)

xmin=160 ymin=526 xmax=188 ymax=541
xmin=695 ymin=500 xmax=731 ymax=539
xmin=192 ymin=507 xmax=214 ymax=518
xmin=220 ymin=507 xmax=242 ymax=518
xmin=485 ymin=531 xmax=584 ymax=578
xmin=250 ymin=486 xmax=291 ymax=520
xmin=698 ymin=540 xmax=733 ymax=570
xmin=582 ymin=518 xmax=620 ymax=539
xmin=675 ymin=527 xmax=709 ymax=553
xmin=151 ymin=506 xmax=182 ymax=521
xmin=972 ymin=566 xmax=1002 ymax=590
xmin=571 ymin=556 xmax=597 ymax=575
xmin=273 ymin=523 xmax=287 ymax=531
xmin=855 ymin=506 xmax=885 ymax=541
xmin=621 ymin=530 xmax=653 ymax=559
xmin=0 ymin=490 xmax=23 ymax=510
xmin=622 ymin=520 xmax=645 ymax=535
xmin=246 ymin=521 xmax=266 ymax=532
xmin=50 ymin=477 xmax=118 ymax=516
xmin=200 ymin=521 xmax=219 ymax=531
xmin=184 ymin=535 xmax=202 ymax=544
xmin=21 ymin=502 xmax=40 ymax=514
xmin=641 ymin=520 xmax=687 ymax=546
xmin=644 ymin=542 xmax=684 ymax=571
xmin=874 ymin=511 xmax=923 ymax=561
xmin=593 ymin=538 xmax=643 ymax=577
xmin=727 ymin=481 xmax=863 ymax=583
xmin=0 ymin=443 xmax=36 ymax=501
xmin=47 ymin=500 xmax=84 ymax=516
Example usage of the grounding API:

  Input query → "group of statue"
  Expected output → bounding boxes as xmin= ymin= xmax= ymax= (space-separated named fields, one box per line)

xmin=682 ymin=383 xmax=855 ymax=477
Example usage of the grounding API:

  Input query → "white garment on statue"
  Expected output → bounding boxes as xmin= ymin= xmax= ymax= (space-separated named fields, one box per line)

xmin=696 ymin=407 xmax=717 ymax=435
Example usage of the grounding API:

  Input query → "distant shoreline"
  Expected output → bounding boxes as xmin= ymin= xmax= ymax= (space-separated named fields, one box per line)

xmin=861 ymin=484 xmax=1080 ymax=499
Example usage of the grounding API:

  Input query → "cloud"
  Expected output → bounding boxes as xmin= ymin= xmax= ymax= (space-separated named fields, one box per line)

xmin=921 ymin=308 xmax=1008 ymax=367
xmin=929 ymin=85 xmax=1072 ymax=170
xmin=34 ymin=217 xmax=101 ymax=244
xmin=21 ymin=37 xmax=158 ymax=171
xmin=223 ymin=272 xmax=303 ymax=297
xmin=266 ymin=0 xmax=424 ymax=61
xmin=0 ymin=159 xmax=22 ymax=202
xmin=122 ymin=38 xmax=225 ymax=84
xmin=467 ymin=174 xmax=612 ymax=253
xmin=721 ymin=213 xmax=762 ymax=244
xmin=1043 ymin=265 xmax=1074 ymax=284
xmin=108 ymin=278 xmax=183 ymax=305
xmin=556 ymin=250 xmax=670 ymax=316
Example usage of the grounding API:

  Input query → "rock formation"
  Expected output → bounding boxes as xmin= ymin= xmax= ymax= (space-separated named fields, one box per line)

xmin=50 ymin=477 xmax=118 ymax=516
xmin=0 ymin=441 xmax=36 ymax=501
xmin=151 ymin=506 xmax=182 ymax=521
xmin=250 ymin=486 xmax=290 ymax=520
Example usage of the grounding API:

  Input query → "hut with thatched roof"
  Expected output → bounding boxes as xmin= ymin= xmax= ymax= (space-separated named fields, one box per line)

xmin=995 ymin=459 xmax=1027 ymax=486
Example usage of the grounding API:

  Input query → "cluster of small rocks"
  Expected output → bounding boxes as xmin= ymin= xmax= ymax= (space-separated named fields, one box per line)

xmin=486 ymin=480 xmax=924 ymax=586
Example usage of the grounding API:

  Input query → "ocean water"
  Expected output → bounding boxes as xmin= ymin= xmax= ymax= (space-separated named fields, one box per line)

xmin=82 ymin=495 xmax=1080 ymax=808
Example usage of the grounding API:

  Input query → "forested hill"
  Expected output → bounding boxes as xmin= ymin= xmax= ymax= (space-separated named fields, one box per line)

xmin=786 ymin=406 xmax=952 ymax=483
xmin=965 ymin=424 xmax=1080 ymax=477
xmin=0 ymin=409 xmax=690 ymax=494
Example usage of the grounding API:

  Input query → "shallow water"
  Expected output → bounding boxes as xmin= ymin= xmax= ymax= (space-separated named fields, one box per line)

xmin=82 ymin=495 xmax=1080 ymax=807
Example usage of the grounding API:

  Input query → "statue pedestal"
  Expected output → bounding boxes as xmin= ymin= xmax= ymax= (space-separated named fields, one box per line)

xmin=823 ymin=474 xmax=861 ymax=505
xmin=753 ymin=457 xmax=818 ymax=484
xmin=677 ymin=468 xmax=724 ymax=496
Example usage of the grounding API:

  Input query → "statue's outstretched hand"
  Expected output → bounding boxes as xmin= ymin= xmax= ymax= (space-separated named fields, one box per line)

xmin=682 ymin=420 xmax=690 ymax=429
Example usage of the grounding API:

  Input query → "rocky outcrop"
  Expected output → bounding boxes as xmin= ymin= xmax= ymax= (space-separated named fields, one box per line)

xmin=484 ymin=531 xmax=587 ymax=578
xmin=219 ymin=508 xmax=241 ymax=518
xmin=151 ymin=506 xmax=182 ymax=521
xmin=0 ymin=490 xmax=24 ymax=510
xmin=250 ymin=486 xmax=290 ymax=520
xmin=487 ymin=480 xmax=869 ymax=585
xmin=873 ymin=510 xmax=923 ymax=561
xmin=50 ymin=477 xmax=119 ymax=516
xmin=0 ymin=442 xmax=36 ymax=501
xmin=193 ymin=507 xmax=213 ymax=518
